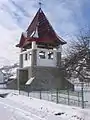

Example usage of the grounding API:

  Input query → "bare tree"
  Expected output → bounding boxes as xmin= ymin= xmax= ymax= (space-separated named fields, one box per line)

xmin=62 ymin=31 xmax=90 ymax=108
xmin=63 ymin=31 xmax=90 ymax=84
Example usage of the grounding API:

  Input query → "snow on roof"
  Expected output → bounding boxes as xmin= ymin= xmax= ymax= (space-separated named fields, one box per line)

xmin=1 ymin=70 xmax=6 ymax=74
xmin=10 ymin=68 xmax=17 ymax=74
xmin=25 ymin=77 xmax=35 ymax=85
xmin=9 ymin=74 xmax=16 ymax=79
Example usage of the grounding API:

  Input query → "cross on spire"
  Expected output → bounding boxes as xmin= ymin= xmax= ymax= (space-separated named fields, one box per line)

xmin=38 ymin=0 xmax=43 ymax=9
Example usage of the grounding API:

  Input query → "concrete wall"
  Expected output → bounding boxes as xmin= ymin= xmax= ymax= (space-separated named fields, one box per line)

xmin=56 ymin=52 xmax=61 ymax=67
xmin=6 ymin=79 xmax=17 ymax=90
xmin=18 ymin=66 xmax=74 ymax=91
xmin=19 ymin=69 xmax=28 ymax=85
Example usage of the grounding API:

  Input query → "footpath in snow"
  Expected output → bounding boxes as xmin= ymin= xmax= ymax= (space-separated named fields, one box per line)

xmin=0 ymin=90 xmax=90 ymax=120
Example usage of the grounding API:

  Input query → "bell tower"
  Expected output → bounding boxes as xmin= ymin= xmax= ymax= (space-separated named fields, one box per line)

xmin=16 ymin=8 xmax=74 ymax=91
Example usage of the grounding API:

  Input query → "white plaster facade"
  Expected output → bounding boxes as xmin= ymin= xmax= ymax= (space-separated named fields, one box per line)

xmin=20 ymin=49 xmax=32 ymax=68
xmin=20 ymin=41 xmax=62 ymax=68
xmin=37 ymin=48 xmax=57 ymax=67
xmin=20 ymin=48 xmax=57 ymax=67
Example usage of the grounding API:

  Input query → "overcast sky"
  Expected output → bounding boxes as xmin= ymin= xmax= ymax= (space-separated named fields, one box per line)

xmin=0 ymin=0 xmax=90 ymax=66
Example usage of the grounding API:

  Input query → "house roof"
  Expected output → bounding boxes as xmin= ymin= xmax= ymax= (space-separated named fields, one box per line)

xmin=16 ymin=8 xmax=66 ymax=48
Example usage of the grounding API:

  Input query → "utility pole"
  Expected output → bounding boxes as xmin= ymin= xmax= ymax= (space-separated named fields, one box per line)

xmin=17 ymin=69 xmax=20 ymax=94
xmin=79 ymin=74 xmax=84 ymax=109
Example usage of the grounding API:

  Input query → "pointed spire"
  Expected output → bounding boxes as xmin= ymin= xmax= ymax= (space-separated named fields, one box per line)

xmin=16 ymin=5 xmax=66 ymax=48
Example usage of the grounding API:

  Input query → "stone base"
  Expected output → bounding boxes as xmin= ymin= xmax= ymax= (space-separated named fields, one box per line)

xmin=18 ymin=66 xmax=74 ymax=91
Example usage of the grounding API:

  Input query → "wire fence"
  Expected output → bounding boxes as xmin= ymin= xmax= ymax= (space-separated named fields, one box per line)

xmin=19 ymin=89 xmax=89 ymax=108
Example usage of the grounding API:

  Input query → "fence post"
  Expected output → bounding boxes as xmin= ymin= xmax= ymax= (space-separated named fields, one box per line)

xmin=28 ymin=91 xmax=29 ymax=97
xmin=51 ymin=90 xmax=53 ymax=101
xmin=40 ymin=90 xmax=42 ymax=99
xmin=81 ymin=82 xmax=84 ymax=109
xmin=67 ymin=89 xmax=69 ymax=105
xmin=17 ymin=69 xmax=20 ymax=94
xmin=56 ymin=89 xmax=59 ymax=104
xmin=27 ymin=85 xmax=29 ymax=97
xmin=78 ymin=92 xmax=80 ymax=106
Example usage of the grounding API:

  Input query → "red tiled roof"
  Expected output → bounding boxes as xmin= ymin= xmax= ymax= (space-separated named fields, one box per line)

xmin=16 ymin=8 xmax=66 ymax=48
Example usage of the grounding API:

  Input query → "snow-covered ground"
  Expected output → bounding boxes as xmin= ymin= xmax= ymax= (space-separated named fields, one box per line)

xmin=0 ymin=90 xmax=90 ymax=120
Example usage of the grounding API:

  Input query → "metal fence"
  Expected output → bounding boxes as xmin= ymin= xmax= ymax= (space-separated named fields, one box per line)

xmin=19 ymin=89 xmax=89 ymax=108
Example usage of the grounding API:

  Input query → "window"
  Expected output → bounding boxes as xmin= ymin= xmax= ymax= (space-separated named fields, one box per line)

xmin=25 ymin=54 xmax=27 ymax=60
xmin=39 ymin=51 xmax=45 ymax=59
xmin=48 ymin=52 xmax=53 ymax=59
